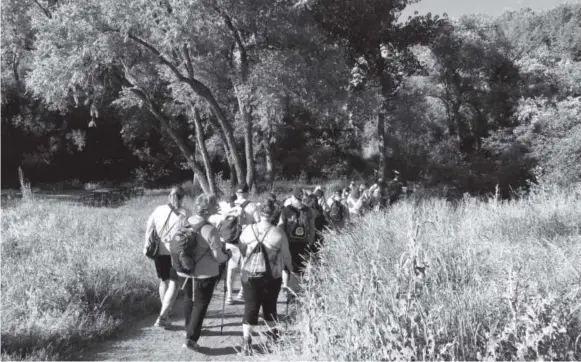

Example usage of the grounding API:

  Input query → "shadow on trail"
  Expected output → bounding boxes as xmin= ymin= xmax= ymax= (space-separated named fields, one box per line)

xmin=197 ymin=346 xmax=239 ymax=356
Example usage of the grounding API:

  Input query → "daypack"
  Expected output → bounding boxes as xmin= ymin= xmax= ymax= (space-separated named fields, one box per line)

xmin=240 ymin=225 xmax=273 ymax=283
xmin=283 ymin=205 xmax=310 ymax=242
xmin=169 ymin=222 xmax=209 ymax=277
xmin=269 ymin=201 xmax=283 ymax=226
xmin=145 ymin=204 xmax=178 ymax=259
xmin=217 ymin=200 xmax=251 ymax=244
xmin=328 ymin=200 xmax=344 ymax=223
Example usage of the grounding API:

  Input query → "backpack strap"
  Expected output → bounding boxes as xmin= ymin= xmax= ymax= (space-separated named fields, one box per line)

xmin=241 ymin=225 xmax=273 ymax=276
xmin=156 ymin=206 xmax=175 ymax=240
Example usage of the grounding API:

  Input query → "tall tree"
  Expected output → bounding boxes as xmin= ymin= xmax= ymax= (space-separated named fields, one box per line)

xmin=306 ymin=0 xmax=448 ymax=179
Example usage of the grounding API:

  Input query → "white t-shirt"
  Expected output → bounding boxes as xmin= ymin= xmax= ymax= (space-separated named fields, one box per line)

xmin=144 ymin=204 xmax=191 ymax=255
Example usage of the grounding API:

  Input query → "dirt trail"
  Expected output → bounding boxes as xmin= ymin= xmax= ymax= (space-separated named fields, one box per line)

xmin=75 ymin=279 xmax=289 ymax=361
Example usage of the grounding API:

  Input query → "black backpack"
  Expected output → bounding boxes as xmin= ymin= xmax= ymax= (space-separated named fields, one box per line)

xmin=169 ymin=222 xmax=208 ymax=277
xmin=284 ymin=205 xmax=310 ymax=243
xmin=217 ymin=200 xmax=251 ymax=244
xmin=269 ymin=201 xmax=283 ymax=226
xmin=328 ymin=200 xmax=344 ymax=222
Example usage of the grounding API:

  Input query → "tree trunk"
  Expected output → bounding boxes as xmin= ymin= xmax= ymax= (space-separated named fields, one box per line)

xmin=207 ymin=113 xmax=244 ymax=185
xmin=265 ymin=143 xmax=274 ymax=190
xmin=187 ymin=80 xmax=245 ymax=185
xmin=377 ymin=107 xmax=388 ymax=181
xmin=193 ymin=107 xmax=217 ymax=195
xmin=128 ymin=87 xmax=210 ymax=193
xmin=235 ymin=88 xmax=254 ymax=189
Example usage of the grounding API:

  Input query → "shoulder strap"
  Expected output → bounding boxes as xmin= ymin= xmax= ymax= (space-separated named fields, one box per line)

xmin=240 ymin=200 xmax=251 ymax=210
xmin=156 ymin=206 xmax=174 ymax=237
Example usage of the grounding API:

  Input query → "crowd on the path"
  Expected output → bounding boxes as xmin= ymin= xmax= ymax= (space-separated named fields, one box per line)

xmin=143 ymin=175 xmax=405 ymax=355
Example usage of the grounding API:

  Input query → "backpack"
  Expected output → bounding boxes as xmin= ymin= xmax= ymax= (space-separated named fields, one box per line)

xmin=269 ymin=201 xmax=283 ymax=226
xmin=217 ymin=200 xmax=250 ymax=244
xmin=328 ymin=200 xmax=344 ymax=223
xmin=240 ymin=225 xmax=273 ymax=283
xmin=284 ymin=205 xmax=310 ymax=243
xmin=145 ymin=204 xmax=178 ymax=259
xmin=169 ymin=222 xmax=209 ymax=278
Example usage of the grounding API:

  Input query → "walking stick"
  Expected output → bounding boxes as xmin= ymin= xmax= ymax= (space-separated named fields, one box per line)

xmin=219 ymin=262 xmax=227 ymax=335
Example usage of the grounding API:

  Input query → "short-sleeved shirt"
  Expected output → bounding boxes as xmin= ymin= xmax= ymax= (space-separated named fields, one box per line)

xmin=235 ymin=198 xmax=258 ymax=226
xmin=145 ymin=204 xmax=191 ymax=255
xmin=188 ymin=215 xmax=225 ymax=279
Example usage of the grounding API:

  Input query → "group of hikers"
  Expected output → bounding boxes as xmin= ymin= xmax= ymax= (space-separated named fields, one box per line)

xmin=143 ymin=175 xmax=404 ymax=354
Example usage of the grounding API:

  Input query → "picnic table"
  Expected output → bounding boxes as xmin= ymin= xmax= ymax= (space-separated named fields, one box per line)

xmin=80 ymin=186 xmax=144 ymax=206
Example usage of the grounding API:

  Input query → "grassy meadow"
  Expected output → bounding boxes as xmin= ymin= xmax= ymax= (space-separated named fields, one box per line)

xmin=0 ymin=191 xmax=189 ymax=360
xmin=270 ymin=184 xmax=581 ymax=361
xmin=2 ymin=182 xmax=580 ymax=360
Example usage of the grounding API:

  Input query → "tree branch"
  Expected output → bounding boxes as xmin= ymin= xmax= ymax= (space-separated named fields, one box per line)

xmin=32 ymin=0 xmax=52 ymax=19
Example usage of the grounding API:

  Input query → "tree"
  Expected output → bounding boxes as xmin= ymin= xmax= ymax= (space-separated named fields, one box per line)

xmin=25 ymin=0 xmax=254 ymax=193
xmin=304 ymin=0 xmax=448 ymax=180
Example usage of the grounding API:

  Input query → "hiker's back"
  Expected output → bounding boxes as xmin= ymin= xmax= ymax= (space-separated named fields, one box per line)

xmin=280 ymin=204 xmax=312 ymax=243
xmin=239 ymin=224 xmax=287 ymax=279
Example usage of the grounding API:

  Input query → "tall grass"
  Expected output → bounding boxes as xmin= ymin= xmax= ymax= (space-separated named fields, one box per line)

xmin=270 ymin=185 xmax=581 ymax=360
xmin=0 ymin=193 xmax=193 ymax=360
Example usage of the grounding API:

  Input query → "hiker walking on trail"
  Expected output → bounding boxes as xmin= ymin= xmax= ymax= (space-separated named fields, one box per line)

xmin=326 ymin=185 xmax=350 ymax=230
xmin=278 ymin=188 xmax=315 ymax=298
xmin=222 ymin=183 xmax=258 ymax=305
xmin=304 ymin=193 xmax=327 ymax=256
xmin=182 ymin=194 xmax=230 ymax=351
xmin=144 ymin=186 xmax=191 ymax=328
xmin=266 ymin=193 xmax=283 ymax=226
xmin=238 ymin=199 xmax=294 ymax=355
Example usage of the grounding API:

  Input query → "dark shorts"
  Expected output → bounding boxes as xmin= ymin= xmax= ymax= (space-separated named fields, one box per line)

xmin=242 ymin=277 xmax=282 ymax=325
xmin=154 ymin=255 xmax=179 ymax=281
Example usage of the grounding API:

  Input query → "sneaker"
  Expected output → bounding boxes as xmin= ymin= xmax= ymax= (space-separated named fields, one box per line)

xmin=153 ymin=316 xmax=171 ymax=328
xmin=234 ymin=292 xmax=244 ymax=302
xmin=183 ymin=339 xmax=199 ymax=351
xmin=226 ymin=296 xmax=233 ymax=305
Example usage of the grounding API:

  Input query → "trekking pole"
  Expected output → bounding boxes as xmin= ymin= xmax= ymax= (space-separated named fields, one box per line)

xmin=219 ymin=260 xmax=228 ymax=335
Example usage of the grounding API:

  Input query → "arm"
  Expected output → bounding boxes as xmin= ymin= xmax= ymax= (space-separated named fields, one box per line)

xmin=277 ymin=209 xmax=286 ymax=228
xmin=144 ymin=211 xmax=156 ymax=255
xmin=280 ymin=232 xmax=294 ymax=273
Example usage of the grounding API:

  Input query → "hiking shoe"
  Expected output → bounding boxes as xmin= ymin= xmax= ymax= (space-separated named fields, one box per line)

xmin=183 ymin=339 xmax=199 ymax=351
xmin=238 ymin=338 xmax=252 ymax=356
xmin=154 ymin=316 xmax=171 ymax=328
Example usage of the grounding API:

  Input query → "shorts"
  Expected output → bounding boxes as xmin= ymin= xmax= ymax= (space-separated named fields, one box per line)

xmin=154 ymin=255 xmax=179 ymax=281
xmin=225 ymin=243 xmax=242 ymax=269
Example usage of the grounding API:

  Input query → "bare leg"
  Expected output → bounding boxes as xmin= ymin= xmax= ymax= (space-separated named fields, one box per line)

xmin=159 ymin=279 xmax=179 ymax=319
xmin=159 ymin=280 xmax=168 ymax=304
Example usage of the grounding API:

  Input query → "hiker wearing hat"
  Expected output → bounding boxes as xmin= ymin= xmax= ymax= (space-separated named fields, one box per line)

xmin=144 ymin=186 xmax=191 ymax=328
xmin=278 ymin=187 xmax=315 ymax=298
xmin=182 ymin=194 xmax=230 ymax=351
xmin=223 ymin=183 xmax=258 ymax=304
xmin=237 ymin=199 xmax=294 ymax=355
xmin=326 ymin=185 xmax=350 ymax=229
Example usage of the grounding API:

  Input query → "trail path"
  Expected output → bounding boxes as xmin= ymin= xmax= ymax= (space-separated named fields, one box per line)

xmin=75 ymin=279 xmax=288 ymax=361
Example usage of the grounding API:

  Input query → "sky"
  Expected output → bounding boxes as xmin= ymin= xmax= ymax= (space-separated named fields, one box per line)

xmin=401 ymin=0 xmax=579 ymax=19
